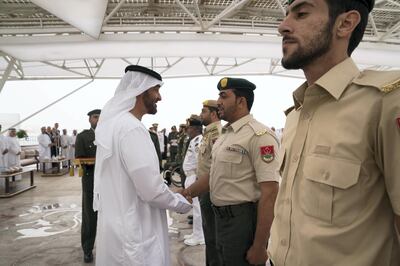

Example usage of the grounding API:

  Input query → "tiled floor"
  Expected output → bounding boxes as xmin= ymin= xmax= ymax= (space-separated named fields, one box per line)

xmin=0 ymin=170 xmax=205 ymax=266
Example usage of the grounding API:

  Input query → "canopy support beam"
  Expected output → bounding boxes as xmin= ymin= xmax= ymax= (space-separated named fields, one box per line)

xmin=0 ymin=56 xmax=15 ymax=94
xmin=1 ymin=80 xmax=94 ymax=134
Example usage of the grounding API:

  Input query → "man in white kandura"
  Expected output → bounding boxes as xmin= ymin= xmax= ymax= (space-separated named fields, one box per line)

xmin=69 ymin=129 xmax=77 ymax=160
xmin=37 ymin=126 xmax=52 ymax=170
xmin=6 ymin=128 xmax=21 ymax=180
xmin=94 ymin=65 xmax=192 ymax=266
xmin=60 ymin=129 xmax=71 ymax=167
xmin=0 ymin=124 xmax=9 ymax=171
xmin=182 ymin=115 xmax=205 ymax=246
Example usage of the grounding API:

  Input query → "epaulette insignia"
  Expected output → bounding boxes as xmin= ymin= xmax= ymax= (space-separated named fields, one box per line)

xmin=381 ymin=78 xmax=400 ymax=93
xmin=255 ymin=129 xmax=267 ymax=136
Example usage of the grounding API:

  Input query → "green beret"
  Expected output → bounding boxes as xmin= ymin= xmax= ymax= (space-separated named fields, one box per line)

xmin=217 ymin=77 xmax=256 ymax=91
xmin=125 ymin=65 xmax=162 ymax=81
xmin=287 ymin=0 xmax=374 ymax=12
xmin=87 ymin=109 xmax=101 ymax=116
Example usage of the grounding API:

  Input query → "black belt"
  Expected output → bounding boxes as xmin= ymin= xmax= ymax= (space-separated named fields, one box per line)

xmin=212 ymin=202 xmax=257 ymax=218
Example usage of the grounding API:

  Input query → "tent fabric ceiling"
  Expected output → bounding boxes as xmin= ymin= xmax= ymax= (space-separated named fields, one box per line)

xmin=0 ymin=0 xmax=399 ymax=82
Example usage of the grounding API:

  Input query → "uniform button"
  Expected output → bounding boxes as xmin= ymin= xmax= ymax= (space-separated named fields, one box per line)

xmin=292 ymin=154 xmax=299 ymax=162
xmin=280 ymin=239 xmax=287 ymax=246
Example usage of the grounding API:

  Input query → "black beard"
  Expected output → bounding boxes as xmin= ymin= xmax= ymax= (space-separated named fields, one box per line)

xmin=282 ymin=22 xmax=332 ymax=70
xmin=143 ymin=91 xmax=157 ymax=114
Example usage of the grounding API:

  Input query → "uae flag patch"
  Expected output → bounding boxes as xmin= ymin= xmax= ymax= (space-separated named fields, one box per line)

xmin=260 ymin=146 xmax=274 ymax=163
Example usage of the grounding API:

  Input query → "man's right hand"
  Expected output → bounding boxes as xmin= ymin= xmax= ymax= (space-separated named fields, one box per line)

xmin=176 ymin=188 xmax=193 ymax=203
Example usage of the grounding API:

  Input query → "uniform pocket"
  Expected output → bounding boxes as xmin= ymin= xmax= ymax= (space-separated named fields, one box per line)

xmin=219 ymin=151 xmax=243 ymax=178
xmin=300 ymin=155 xmax=361 ymax=225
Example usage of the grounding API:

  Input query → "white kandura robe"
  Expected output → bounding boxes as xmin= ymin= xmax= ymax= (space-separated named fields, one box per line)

xmin=68 ymin=135 xmax=76 ymax=160
xmin=6 ymin=136 xmax=21 ymax=180
xmin=94 ymin=112 xmax=192 ymax=266
xmin=60 ymin=134 xmax=71 ymax=157
xmin=37 ymin=133 xmax=52 ymax=169
xmin=0 ymin=135 xmax=8 ymax=169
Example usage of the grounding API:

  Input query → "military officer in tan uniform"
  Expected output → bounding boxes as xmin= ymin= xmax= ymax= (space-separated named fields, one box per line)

xmin=212 ymin=77 xmax=280 ymax=265
xmin=268 ymin=0 xmax=400 ymax=265
xmin=182 ymin=100 xmax=222 ymax=264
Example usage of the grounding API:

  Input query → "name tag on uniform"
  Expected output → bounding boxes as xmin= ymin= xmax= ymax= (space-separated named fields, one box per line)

xmin=226 ymin=146 xmax=247 ymax=155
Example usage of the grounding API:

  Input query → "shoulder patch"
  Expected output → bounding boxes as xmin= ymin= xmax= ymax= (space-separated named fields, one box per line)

xmin=353 ymin=70 xmax=400 ymax=94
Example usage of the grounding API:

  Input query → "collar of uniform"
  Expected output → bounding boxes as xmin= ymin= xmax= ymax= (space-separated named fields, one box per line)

xmin=204 ymin=120 xmax=221 ymax=134
xmin=292 ymin=58 xmax=359 ymax=109
xmin=314 ymin=57 xmax=360 ymax=100
xmin=292 ymin=82 xmax=308 ymax=110
xmin=226 ymin=114 xmax=253 ymax=133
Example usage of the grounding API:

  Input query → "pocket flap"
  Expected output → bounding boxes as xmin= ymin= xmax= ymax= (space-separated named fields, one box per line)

xmin=303 ymin=156 xmax=361 ymax=189
xmin=219 ymin=151 xmax=243 ymax=164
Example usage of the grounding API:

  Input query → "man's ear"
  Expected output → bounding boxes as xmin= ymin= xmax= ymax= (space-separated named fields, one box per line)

xmin=335 ymin=10 xmax=361 ymax=39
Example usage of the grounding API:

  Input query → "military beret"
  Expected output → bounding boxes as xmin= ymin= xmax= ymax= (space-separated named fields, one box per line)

xmin=8 ymin=128 xmax=16 ymax=131
xmin=125 ymin=65 xmax=162 ymax=81
xmin=179 ymin=123 xmax=187 ymax=128
xmin=287 ymin=0 xmax=374 ymax=12
xmin=203 ymin=100 xmax=218 ymax=109
xmin=87 ymin=109 xmax=101 ymax=116
xmin=187 ymin=115 xmax=202 ymax=127
xmin=152 ymin=123 xmax=159 ymax=127
xmin=217 ymin=77 xmax=256 ymax=91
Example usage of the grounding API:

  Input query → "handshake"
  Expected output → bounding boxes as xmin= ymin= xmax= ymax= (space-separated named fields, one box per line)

xmin=176 ymin=188 xmax=193 ymax=204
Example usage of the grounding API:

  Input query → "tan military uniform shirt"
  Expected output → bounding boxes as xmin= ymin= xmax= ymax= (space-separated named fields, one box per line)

xmin=196 ymin=121 xmax=222 ymax=178
xmin=209 ymin=114 xmax=280 ymax=206
xmin=268 ymin=58 xmax=400 ymax=266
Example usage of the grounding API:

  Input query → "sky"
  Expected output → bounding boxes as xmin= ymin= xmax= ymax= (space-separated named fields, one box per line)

xmin=0 ymin=75 xmax=304 ymax=136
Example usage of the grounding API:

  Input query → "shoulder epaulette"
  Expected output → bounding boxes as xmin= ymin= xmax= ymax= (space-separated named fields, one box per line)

xmin=353 ymin=70 xmax=400 ymax=94
xmin=248 ymin=121 xmax=268 ymax=136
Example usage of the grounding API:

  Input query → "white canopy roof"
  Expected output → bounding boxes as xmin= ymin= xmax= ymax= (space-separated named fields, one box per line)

xmin=1 ymin=0 xmax=400 ymax=89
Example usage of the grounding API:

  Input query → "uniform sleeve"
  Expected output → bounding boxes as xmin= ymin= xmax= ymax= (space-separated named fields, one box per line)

xmin=249 ymin=133 xmax=280 ymax=183
xmin=377 ymin=88 xmax=400 ymax=215
xmin=75 ymin=133 xmax=86 ymax=158
xmin=120 ymin=128 xmax=192 ymax=213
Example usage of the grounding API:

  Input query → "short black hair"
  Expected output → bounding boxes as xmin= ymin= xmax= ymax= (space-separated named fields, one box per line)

xmin=232 ymin=89 xmax=254 ymax=111
xmin=325 ymin=0 xmax=369 ymax=55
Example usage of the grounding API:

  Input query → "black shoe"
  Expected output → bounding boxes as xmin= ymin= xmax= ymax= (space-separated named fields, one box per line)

xmin=187 ymin=215 xmax=193 ymax=220
xmin=84 ymin=252 xmax=93 ymax=263
xmin=188 ymin=220 xmax=193 ymax=225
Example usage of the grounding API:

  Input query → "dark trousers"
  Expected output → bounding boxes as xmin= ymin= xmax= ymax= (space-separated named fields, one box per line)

xmin=200 ymin=192 xmax=222 ymax=266
xmin=81 ymin=170 xmax=97 ymax=254
xmin=213 ymin=202 xmax=263 ymax=266
xmin=169 ymin=146 xmax=178 ymax=163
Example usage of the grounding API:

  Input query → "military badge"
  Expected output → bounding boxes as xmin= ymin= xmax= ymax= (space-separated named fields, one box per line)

xmin=260 ymin=146 xmax=274 ymax=163
xmin=220 ymin=78 xmax=228 ymax=88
